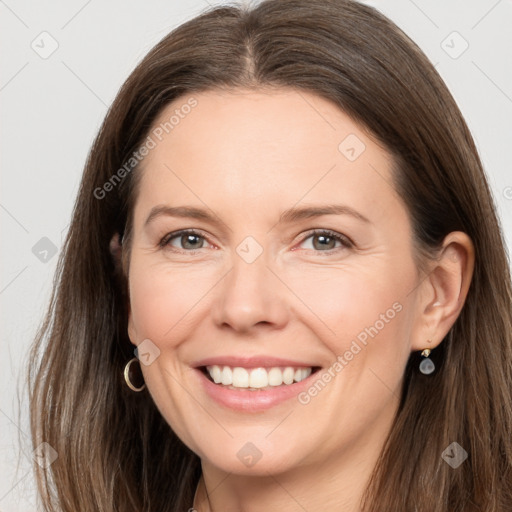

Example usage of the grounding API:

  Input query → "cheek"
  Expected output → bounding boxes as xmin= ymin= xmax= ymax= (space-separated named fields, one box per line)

xmin=128 ymin=255 xmax=219 ymax=341
xmin=286 ymin=263 xmax=406 ymax=334
xmin=282 ymin=262 xmax=415 ymax=384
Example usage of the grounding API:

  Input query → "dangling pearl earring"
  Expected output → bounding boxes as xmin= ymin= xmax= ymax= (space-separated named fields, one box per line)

xmin=419 ymin=347 xmax=435 ymax=375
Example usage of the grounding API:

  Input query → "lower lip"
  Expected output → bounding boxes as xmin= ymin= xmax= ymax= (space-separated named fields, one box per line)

xmin=194 ymin=368 xmax=318 ymax=412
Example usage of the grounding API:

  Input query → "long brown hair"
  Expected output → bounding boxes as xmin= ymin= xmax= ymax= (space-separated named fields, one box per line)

xmin=28 ymin=0 xmax=512 ymax=510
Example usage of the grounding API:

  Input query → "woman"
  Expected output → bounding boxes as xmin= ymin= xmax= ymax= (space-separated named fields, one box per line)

xmin=28 ymin=0 xmax=512 ymax=510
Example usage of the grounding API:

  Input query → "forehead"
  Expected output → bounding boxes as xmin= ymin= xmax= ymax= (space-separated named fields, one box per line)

xmin=133 ymin=88 xmax=401 ymax=225
xmin=146 ymin=87 xmax=374 ymax=166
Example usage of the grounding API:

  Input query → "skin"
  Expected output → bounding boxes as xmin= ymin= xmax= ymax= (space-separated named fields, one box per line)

xmin=122 ymin=88 xmax=474 ymax=511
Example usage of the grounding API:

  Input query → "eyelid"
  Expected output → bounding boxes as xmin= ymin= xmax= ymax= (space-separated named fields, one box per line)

xmin=159 ymin=228 xmax=214 ymax=252
xmin=295 ymin=228 xmax=354 ymax=251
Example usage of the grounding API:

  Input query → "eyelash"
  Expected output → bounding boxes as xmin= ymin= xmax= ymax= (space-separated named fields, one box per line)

xmin=158 ymin=228 xmax=353 ymax=255
xmin=158 ymin=229 xmax=208 ymax=253
xmin=296 ymin=229 xmax=354 ymax=253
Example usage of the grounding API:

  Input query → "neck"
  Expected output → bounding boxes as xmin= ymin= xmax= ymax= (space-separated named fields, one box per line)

xmin=193 ymin=419 xmax=393 ymax=512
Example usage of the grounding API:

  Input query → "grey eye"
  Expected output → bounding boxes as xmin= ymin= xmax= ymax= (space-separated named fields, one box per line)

xmin=171 ymin=233 xmax=205 ymax=250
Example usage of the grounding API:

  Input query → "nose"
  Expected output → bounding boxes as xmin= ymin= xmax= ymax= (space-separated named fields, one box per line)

xmin=211 ymin=251 xmax=290 ymax=334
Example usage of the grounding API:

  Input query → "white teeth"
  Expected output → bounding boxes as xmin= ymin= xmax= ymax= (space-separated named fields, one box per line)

xmin=232 ymin=367 xmax=249 ymax=388
xmin=249 ymin=367 xmax=268 ymax=388
xmin=221 ymin=366 xmax=232 ymax=386
xmin=283 ymin=367 xmax=295 ymax=385
xmin=205 ymin=365 xmax=313 ymax=389
xmin=211 ymin=365 xmax=222 ymax=384
xmin=268 ymin=367 xmax=283 ymax=386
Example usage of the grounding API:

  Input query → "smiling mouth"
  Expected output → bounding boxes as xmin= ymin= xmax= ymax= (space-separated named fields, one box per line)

xmin=200 ymin=365 xmax=322 ymax=391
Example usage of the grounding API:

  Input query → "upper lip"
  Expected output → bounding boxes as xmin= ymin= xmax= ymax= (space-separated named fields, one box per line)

xmin=192 ymin=355 xmax=320 ymax=369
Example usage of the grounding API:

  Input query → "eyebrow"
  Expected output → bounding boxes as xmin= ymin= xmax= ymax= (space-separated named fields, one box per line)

xmin=144 ymin=205 xmax=218 ymax=227
xmin=278 ymin=204 xmax=370 ymax=224
xmin=144 ymin=203 xmax=371 ymax=228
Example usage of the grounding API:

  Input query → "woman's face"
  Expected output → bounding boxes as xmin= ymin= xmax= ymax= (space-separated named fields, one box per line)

xmin=126 ymin=88 xmax=426 ymax=475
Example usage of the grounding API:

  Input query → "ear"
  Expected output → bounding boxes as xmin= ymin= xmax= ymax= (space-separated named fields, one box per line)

xmin=109 ymin=232 xmax=123 ymax=273
xmin=127 ymin=311 xmax=137 ymax=347
xmin=110 ymin=232 xmax=137 ymax=346
xmin=410 ymin=231 xmax=475 ymax=352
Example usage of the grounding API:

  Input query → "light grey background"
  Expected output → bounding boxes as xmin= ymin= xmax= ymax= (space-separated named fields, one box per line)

xmin=1 ymin=0 xmax=511 ymax=510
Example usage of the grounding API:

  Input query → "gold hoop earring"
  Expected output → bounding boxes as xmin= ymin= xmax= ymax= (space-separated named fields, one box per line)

xmin=124 ymin=357 xmax=146 ymax=392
